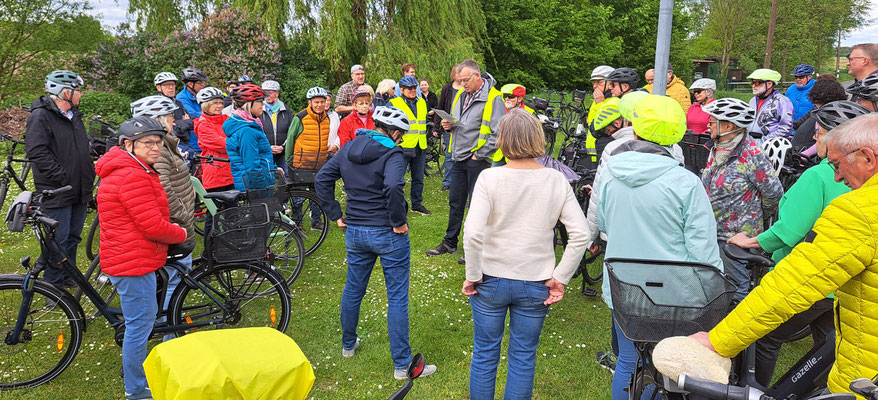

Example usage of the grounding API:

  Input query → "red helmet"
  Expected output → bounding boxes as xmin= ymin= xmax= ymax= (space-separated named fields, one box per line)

xmin=231 ymin=83 xmax=265 ymax=104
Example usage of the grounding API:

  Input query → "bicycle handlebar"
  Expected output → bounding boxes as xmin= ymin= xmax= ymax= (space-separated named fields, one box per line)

xmin=851 ymin=378 xmax=878 ymax=400
xmin=195 ymin=155 xmax=230 ymax=163
xmin=0 ymin=133 xmax=24 ymax=144
xmin=677 ymin=375 xmax=767 ymax=400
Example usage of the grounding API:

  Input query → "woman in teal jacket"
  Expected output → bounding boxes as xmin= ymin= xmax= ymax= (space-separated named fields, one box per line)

xmin=223 ymin=84 xmax=277 ymax=191
xmin=726 ymin=100 xmax=870 ymax=387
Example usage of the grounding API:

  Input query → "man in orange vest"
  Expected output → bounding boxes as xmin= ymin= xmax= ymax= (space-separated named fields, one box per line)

xmin=285 ymin=86 xmax=332 ymax=230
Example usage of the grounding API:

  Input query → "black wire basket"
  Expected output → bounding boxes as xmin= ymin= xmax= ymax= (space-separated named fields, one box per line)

xmin=287 ymin=150 xmax=331 ymax=184
xmin=210 ymin=204 xmax=271 ymax=263
xmin=606 ymin=258 xmax=736 ymax=343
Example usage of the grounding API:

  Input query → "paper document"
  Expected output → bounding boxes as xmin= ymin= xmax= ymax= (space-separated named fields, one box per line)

xmin=433 ymin=109 xmax=458 ymax=124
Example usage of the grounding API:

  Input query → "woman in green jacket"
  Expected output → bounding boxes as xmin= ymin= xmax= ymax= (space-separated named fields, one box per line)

xmin=726 ymin=100 xmax=871 ymax=386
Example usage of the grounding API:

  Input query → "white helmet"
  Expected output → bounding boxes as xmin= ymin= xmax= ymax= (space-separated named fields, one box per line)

xmin=261 ymin=80 xmax=280 ymax=91
xmin=196 ymin=87 xmax=224 ymax=104
xmin=131 ymin=95 xmax=179 ymax=119
xmin=372 ymin=106 xmax=410 ymax=132
xmin=306 ymin=86 xmax=330 ymax=99
xmin=154 ymin=72 xmax=178 ymax=86
xmin=689 ymin=78 xmax=716 ymax=91
xmin=702 ymin=97 xmax=755 ymax=128
xmin=591 ymin=66 xmax=615 ymax=81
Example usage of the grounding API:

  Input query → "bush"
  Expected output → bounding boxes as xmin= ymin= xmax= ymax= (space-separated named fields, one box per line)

xmin=78 ymin=91 xmax=132 ymax=125
xmin=276 ymin=43 xmax=329 ymax=112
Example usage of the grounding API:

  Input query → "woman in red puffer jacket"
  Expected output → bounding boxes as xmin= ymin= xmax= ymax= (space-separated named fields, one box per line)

xmin=338 ymin=91 xmax=375 ymax=148
xmin=194 ymin=87 xmax=234 ymax=190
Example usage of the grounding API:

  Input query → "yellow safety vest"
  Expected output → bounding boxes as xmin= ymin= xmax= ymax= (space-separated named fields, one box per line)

xmin=389 ymin=96 xmax=428 ymax=149
xmin=523 ymin=104 xmax=535 ymax=114
xmin=451 ymin=86 xmax=502 ymax=157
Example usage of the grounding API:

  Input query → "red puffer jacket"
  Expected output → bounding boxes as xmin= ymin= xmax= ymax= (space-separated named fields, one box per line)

xmin=95 ymin=146 xmax=187 ymax=276
xmin=195 ymin=113 xmax=234 ymax=189
xmin=337 ymin=110 xmax=374 ymax=148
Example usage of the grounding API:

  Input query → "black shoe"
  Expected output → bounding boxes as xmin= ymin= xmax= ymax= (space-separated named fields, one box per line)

xmin=458 ymin=256 xmax=465 ymax=265
xmin=426 ymin=241 xmax=457 ymax=256
xmin=411 ymin=205 xmax=432 ymax=215
xmin=596 ymin=351 xmax=617 ymax=374
xmin=441 ymin=185 xmax=450 ymax=191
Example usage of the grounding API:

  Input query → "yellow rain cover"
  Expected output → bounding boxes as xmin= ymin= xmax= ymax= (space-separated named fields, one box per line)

xmin=144 ymin=327 xmax=315 ymax=400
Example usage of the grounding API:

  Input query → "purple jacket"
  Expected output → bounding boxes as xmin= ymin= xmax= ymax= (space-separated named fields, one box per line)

xmin=748 ymin=90 xmax=794 ymax=144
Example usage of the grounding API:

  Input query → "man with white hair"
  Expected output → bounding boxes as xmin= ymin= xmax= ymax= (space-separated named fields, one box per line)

xmin=691 ymin=113 xmax=878 ymax=397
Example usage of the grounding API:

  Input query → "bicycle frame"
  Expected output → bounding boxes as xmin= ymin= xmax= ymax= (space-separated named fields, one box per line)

xmin=1 ymin=135 xmax=29 ymax=191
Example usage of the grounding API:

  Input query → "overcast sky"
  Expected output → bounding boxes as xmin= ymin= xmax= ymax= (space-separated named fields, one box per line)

xmin=88 ymin=0 xmax=876 ymax=46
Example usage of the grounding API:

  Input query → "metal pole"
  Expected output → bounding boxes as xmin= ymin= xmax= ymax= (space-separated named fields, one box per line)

xmin=653 ymin=0 xmax=674 ymax=95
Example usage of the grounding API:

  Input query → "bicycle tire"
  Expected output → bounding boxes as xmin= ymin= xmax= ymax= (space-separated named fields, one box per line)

xmin=286 ymin=189 xmax=328 ymax=256
xmin=193 ymin=200 xmax=207 ymax=237
xmin=85 ymin=216 xmax=99 ymax=261
xmin=267 ymin=216 xmax=306 ymax=286
xmin=0 ymin=174 xmax=9 ymax=212
xmin=581 ymin=252 xmax=604 ymax=286
xmin=168 ymin=262 xmax=291 ymax=335
xmin=74 ymin=256 xmax=118 ymax=321
xmin=0 ymin=278 xmax=84 ymax=389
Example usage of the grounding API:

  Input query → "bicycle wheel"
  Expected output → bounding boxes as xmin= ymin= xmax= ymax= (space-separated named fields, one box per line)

xmin=74 ymin=256 xmax=118 ymax=321
xmin=0 ymin=174 xmax=9 ymax=212
xmin=581 ymin=252 xmax=604 ymax=286
xmin=286 ymin=189 xmax=328 ymax=256
xmin=267 ymin=216 xmax=306 ymax=286
xmin=168 ymin=263 xmax=291 ymax=335
xmin=85 ymin=217 xmax=99 ymax=261
xmin=0 ymin=278 xmax=84 ymax=389
xmin=545 ymin=128 xmax=557 ymax=157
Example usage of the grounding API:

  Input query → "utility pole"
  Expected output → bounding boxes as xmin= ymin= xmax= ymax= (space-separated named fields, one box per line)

xmin=836 ymin=27 xmax=842 ymax=78
xmin=653 ymin=0 xmax=674 ymax=95
xmin=764 ymin=0 xmax=780 ymax=68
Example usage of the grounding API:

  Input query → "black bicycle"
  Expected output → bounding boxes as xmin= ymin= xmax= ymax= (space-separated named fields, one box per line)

xmin=1 ymin=186 xmax=291 ymax=390
xmin=0 ymin=133 xmax=31 ymax=213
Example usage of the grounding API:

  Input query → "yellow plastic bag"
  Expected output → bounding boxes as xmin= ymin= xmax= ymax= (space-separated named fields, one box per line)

xmin=144 ymin=327 xmax=315 ymax=400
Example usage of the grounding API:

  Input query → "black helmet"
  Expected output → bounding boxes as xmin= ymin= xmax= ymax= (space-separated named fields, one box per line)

xmin=605 ymin=67 xmax=639 ymax=88
xmin=182 ymin=67 xmax=208 ymax=83
xmin=846 ymin=71 xmax=878 ymax=102
xmin=814 ymin=100 xmax=872 ymax=131
xmin=117 ymin=116 xmax=166 ymax=145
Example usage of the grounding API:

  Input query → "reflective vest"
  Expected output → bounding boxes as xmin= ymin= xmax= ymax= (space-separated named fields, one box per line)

xmin=584 ymin=98 xmax=613 ymax=164
xmin=389 ymin=96 xmax=427 ymax=149
xmin=451 ymin=86 xmax=503 ymax=154
xmin=492 ymin=103 xmax=537 ymax=162
xmin=523 ymin=104 xmax=535 ymax=114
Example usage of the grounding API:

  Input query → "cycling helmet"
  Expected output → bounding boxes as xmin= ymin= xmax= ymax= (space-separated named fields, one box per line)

xmin=372 ymin=106 xmax=410 ymax=132
xmin=619 ymin=91 xmax=650 ymax=121
xmin=791 ymin=64 xmax=815 ymax=77
xmin=306 ymin=86 xmax=330 ymax=100
xmin=45 ymin=70 xmax=83 ymax=95
xmin=761 ymin=137 xmax=792 ymax=175
xmin=261 ymin=80 xmax=280 ymax=91
xmin=814 ymin=100 xmax=872 ymax=131
xmin=631 ymin=95 xmax=686 ymax=146
xmin=846 ymin=71 xmax=878 ymax=101
xmin=237 ymin=75 xmax=253 ymax=84
xmin=591 ymin=66 xmax=615 ymax=81
xmin=605 ymin=67 xmax=639 ymax=88
xmin=196 ymin=87 xmax=225 ymax=104
xmin=500 ymin=84 xmax=526 ymax=97
xmin=689 ymin=78 xmax=717 ymax=91
xmin=181 ymin=67 xmax=208 ymax=82
xmin=117 ymin=116 xmax=167 ymax=145
xmin=230 ymin=84 xmax=265 ymax=104
xmin=154 ymin=72 xmax=178 ymax=85
xmin=130 ymin=95 xmax=179 ymax=119
xmin=352 ymin=90 xmax=372 ymax=101
xmin=702 ymin=97 xmax=756 ymax=128
xmin=398 ymin=75 xmax=418 ymax=88
xmin=591 ymin=97 xmax=622 ymax=131
xmin=746 ymin=69 xmax=782 ymax=83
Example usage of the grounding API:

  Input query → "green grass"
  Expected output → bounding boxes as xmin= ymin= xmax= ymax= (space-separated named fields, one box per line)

xmin=0 ymin=156 xmax=812 ymax=399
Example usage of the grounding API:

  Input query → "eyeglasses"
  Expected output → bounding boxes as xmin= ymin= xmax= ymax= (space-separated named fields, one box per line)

xmin=794 ymin=75 xmax=809 ymax=80
xmin=400 ymin=86 xmax=417 ymax=90
xmin=159 ymin=82 xmax=176 ymax=88
xmin=846 ymin=53 xmax=868 ymax=62
xmin=750 ymin=80 xmax=766 ymax=86
xmin=828 ymin=148 xmax=862 ymax=171
xmin=456 ymin=74 xmax=476 ymax=85
xmin=137 ymin=139 xmax=163 ymax=148
xmin=692 ymin=89 xmax=704 ymax=94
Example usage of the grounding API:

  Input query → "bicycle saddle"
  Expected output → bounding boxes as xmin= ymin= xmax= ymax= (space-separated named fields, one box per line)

xmin=722 ymin=243 xmax=775 ymax=268
xmin=203 ymin=190 xmax=243 ymax=203
xmin=167 ymin=240 xmax=196 ymax=261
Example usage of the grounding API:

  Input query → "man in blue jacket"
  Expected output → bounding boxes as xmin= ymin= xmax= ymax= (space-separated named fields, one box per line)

xmin=785 ymin=64 xmax=816 ymax=123
xmin=315 ymin=106 xmax=437 ymax=381
xmin=175 ymin=67 xmax=208 ymax=152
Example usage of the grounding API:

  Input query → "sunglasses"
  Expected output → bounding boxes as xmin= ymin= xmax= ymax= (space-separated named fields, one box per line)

xmin=692 ymin=89 xmax=704 ymax=94
xmin=794 ymin=75 xmax=809 ymax=79
xmin=503 ymin=94 xmax=518 ymax=100
xmin=400 ymin=85 xmax=417 ymax=90
xmin=750 ymin=80 xmax=766 ymax=86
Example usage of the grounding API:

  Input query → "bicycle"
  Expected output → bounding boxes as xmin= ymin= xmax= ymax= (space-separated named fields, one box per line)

xmin=553 ymin=169 xmax=604 ymax=295
xmin=678 ymin=374 xmax=856 ymax=399
xmin=285 ymin=150 xmax=331 ymax=255
xmin=1 ymin=186 xmax=291 ymax=390
xmin=0 ymin=133 xmax=31 ymax=213
xmin=532 ymin=97 xmax=562 ymax=156
xmin=423 ymin=122 xmax=444 ymax=177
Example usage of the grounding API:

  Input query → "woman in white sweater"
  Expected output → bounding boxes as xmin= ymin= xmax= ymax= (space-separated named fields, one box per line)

xmin=462 ymin=109 xmax=588 ymax=400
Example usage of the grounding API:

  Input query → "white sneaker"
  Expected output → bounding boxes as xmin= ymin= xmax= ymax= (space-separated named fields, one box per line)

xmin=394 ymin=364 xmax=436 ymax=380
xmin=342 ymin=338 xmax=360 ymax=357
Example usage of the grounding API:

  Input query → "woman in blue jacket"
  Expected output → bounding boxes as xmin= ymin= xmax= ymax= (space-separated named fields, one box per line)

xmin=224 ymin=84 xmax=278 ymax=191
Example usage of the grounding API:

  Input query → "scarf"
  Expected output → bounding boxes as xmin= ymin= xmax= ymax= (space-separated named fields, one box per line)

xmin=711 ymin=131 xmax=745 ymax=167
xmin=235 ymin=108 xmax=263 ymax=127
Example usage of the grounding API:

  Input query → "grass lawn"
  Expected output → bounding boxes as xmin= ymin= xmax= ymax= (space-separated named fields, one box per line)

xmin=0 ymin=149 xmax=811 ymax=399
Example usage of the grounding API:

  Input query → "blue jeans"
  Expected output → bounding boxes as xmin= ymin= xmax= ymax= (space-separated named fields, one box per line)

xmin=441 ymin=132 xmax=453 ymax=187
xmin=273 ymin=153 xmax=288 ymax=176
xmin=443 ymin=158 xmax=491 ymax=247
xmin=611 ymin=319 xmax=656 ymax=400
xmin=108 ymin=273 xmax=158 ymax=396
xmin=469 ymin=276 xmax=549 ymax=400
xmin=719 ymin=240 xmax=750 ymax=302
xmin=341 ymin=225 xmax=412 ymax=369
xmin=38 ymin=203 xmax=87 ymax=285
xmin=160 ymin=253 xmax=192 ymax=341
xmin=402 ymin=147 xmax=426 ymax=208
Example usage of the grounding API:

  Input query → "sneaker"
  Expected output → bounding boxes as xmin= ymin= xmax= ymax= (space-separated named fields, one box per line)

xmin=596 ymin=351 xmax=617 ymax=374
xmin=441 ymin=185 xmax=450 ymax=192
xmin=426 ymin=241 xmax=457 ymax=256
xmin=311 ymin=222 xmax=325 ymax=231
xmin=458 ymin=256 xmax=465 ymax=265
xmin=125 ymin=389 xmax=152 ymax=400
xmin=342 ymin=338 xmax=360 ymax=357
xmin=411 ymin=205 xmax=432 ymax=215
xmin=394 ymin=364 xmax=437 ymax=380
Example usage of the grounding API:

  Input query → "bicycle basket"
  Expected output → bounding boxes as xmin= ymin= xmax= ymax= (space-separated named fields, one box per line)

xmin=680 ymin=133 xmax=712 ymax=175
xmin=287 ymin=151 xmax=330 ymax=184
xmin=606 ymin=258 xmax=735 ymax=343
xmin=243 ymin=171 xmax=287 ymax=214
xmin=210 ymin=204 xmax=271 ymax=263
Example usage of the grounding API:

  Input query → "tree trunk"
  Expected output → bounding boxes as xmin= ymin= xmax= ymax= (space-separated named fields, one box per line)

xmin=764 ymin=0 xmax=780 ymax=67
xmin=835 ymin=27 xmax=841 ymax=77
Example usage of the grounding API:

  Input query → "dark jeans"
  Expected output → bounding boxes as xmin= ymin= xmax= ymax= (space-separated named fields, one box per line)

xmin=273 ymin=153 xmax=288 ymax=176
xmin=38 ymin=203 xmax=87 ymax=284
xmin=402 ymin=147 xmax=426 ymax=208
xmin=443 ymin=158 xmax=491 ymax=247
xmin=441 ymin=132 xmax=453 ymax=187
xmin=754 ymin=297 xmax=834 ymax=387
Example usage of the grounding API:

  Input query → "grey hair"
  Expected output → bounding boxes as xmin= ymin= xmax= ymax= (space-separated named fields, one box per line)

xmin=826 ymin=113 xmax=878 ymax=152
xmin=375 ymin=79 xmax=396 ymax=95
xmin=457 ymin=59 xmax=481 ymax=75
xmin=852 ymin=43 xmax=878 ymax=65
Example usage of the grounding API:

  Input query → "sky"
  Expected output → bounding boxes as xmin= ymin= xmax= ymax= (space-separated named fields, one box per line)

xmin=89 ymin=0 xmax=876 ymax=46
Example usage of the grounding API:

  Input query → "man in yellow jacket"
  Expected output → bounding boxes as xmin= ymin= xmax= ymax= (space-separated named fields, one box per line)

xmin=690 ymin=113 xmax=878 ymax=396
xmin=646 ymin=64 xmax=691 ymax=111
